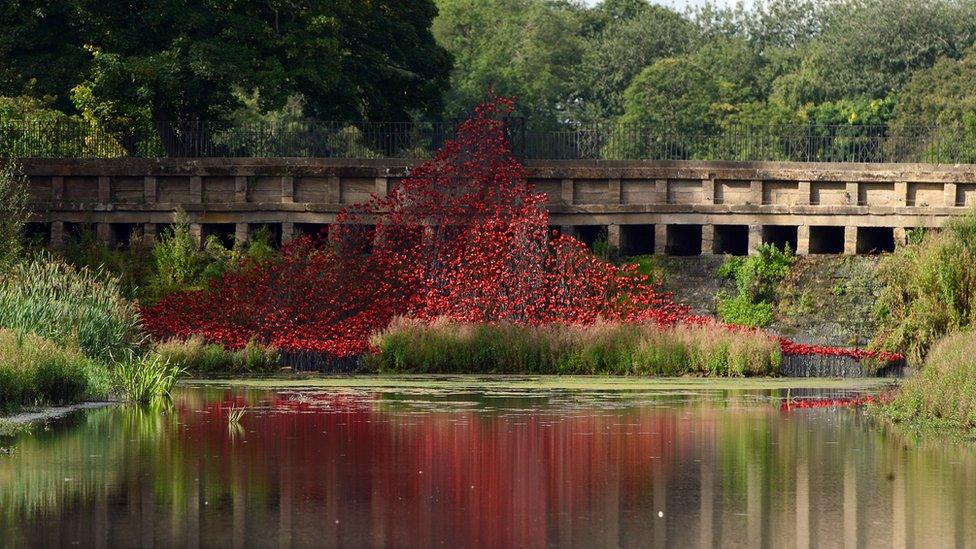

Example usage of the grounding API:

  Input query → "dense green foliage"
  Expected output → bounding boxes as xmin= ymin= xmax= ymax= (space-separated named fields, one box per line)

xmin=0 ymin=330 xmax=111 ymax=412
xmin=368 ymin=318 xmax=781 ymax=376
xmin=873 ymin=213 xmax=976 ymax=364
xmin=881 ymin=331 xmax=976 ymax=434
xmin=3 ymin=0 xmax=975 ymax=149
xmin=717 ymin=244 xmax=795 ymax=328
xmin=1 ymin=1 xmax=450 ymax=137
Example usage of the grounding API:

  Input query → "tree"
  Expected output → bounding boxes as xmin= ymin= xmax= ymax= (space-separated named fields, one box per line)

xmin=0 ymin=1 xmax=451 ymax=130
xmin=433 ymin=0 xmax=585 ymax=128
xmin=571 ymin=4 xmax=696 ymax=122
xmin=770 ymin=0 xmax=976 ymax=107
xmin=617 ymin=38 xmax=762 ymax=134
xmin=889 ymin=47 xmax=976 ymax=162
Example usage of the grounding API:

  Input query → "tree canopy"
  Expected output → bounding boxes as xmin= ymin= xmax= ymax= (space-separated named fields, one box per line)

xmin=4 ymin=0 xmax=976 ymax=158
xmin=0 ymin=1 xmax=451 ymax=126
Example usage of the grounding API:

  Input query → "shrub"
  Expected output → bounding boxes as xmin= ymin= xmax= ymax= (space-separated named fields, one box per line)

xmin=149 ymin=209 xmax=206 ymax=297
xmin=881 ymin=331 xmax=976 ymax=433
xmin=366 ymin=317 xmax=781 ymax=376
xmin=717 ymin=244 xmax=795 ymax=327
xmin=0 ymin=160 xmax=28 ymax=269
xmin=0 ymin=329 xmax=110 ymax=412
xmin=0 ymin=255 xmax=143 ymax=362
xmin=155 ymin=336 xmax=279 ymax=374
xmin=873 ymin=211 xmax=976 ymax=363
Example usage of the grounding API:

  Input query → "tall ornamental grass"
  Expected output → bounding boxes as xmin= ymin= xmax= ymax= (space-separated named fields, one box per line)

xmin=0 ymin=255 xmax=143 ymax=362
xmin=0 ymin=329 xmax=111 ymax=412
xmin=882 ymin=331 xmax=976 ymax=433
xmin=367 ymin=318 xmax=781 ymax=376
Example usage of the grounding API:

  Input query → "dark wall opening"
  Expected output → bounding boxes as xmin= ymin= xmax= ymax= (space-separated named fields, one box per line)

xmin=22 ymin=222 xmax=51 ymax=247
xmin=201 ymin=223 xmax=236 ymax=249
xmin=248 ymin=223 xmax=283 ymax=249
xmin=666 ymin=224 xmax=702 ymax=256
xmin=64 ymin=222 xmax=94 ymax=244
xmin=574 ymin=225 xmax=607 ymax=251
xmin=109 ymin=223 xmax=142 ymax=249
xmin=713 ymin=225 xmax=748 ymax=256
xmin=295 ymin=223 xmax=330 ymax=244
xmin=620 ymin=224 xmax=655 ymax=256
xmin=809 ymin=226 xmax=845 ymax=254
xmin=762 ymin=225 xmax=798 ymax=252
xmin=857 ymin=227 xmax=895 ymax=254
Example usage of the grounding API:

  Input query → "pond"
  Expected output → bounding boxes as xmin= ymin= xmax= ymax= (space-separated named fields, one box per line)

xmin=1 ymin=377 xmax=974 ymax=547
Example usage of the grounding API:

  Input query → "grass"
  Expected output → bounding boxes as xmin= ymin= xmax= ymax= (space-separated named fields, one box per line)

xmin=0 ymin=255 xmax=143 ymax=362
xmin=154 ymin=336 xmax=279 ymax=374
xmin=0 ymin=329 xmax=111 ymax=413
xmin=880 ymin=331 xmax=976 ymax=435
xmin=366 ymin=317 xmax=781 ymax=376
xmin=873 ymin=211 xmax=976 ymax=363
xmin=113 ymin=351 xmax=184 ymax=405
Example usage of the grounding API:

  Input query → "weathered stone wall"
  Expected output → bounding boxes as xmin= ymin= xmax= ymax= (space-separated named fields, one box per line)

xmin=19 ymin=158 xmax=976 ymax=254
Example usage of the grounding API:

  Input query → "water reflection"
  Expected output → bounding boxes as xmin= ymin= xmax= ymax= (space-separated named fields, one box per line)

xmin=1 ymin=384 xmax=974 ymax=547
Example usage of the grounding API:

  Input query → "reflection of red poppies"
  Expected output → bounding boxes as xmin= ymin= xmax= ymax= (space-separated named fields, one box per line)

xmin=173 ymin=392 xmax=693 ymax=547
xmin=779 ymin=393 xmax=892 ymax=412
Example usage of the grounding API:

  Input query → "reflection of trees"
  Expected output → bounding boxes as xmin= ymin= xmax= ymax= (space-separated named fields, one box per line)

xmin=1 ymin=388 xmax=975 ymax=546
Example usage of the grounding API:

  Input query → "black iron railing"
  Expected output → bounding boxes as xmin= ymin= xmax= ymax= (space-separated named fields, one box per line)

xmin=2 ymin=118 xmax=975 ymax=163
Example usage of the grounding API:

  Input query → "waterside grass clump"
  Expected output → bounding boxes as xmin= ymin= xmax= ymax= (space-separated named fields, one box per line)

xmin=0 ymin=255 xmax=143 ymax=362
xmin=154 ymin=336 xmax=280 ymax=375
xmin=0 ymin=329 xmax=110 ymax=412
xmin=880 ymin=331 xmax=976 ymax=435
xmin=367 ymin=318 xmax=781 ymax=376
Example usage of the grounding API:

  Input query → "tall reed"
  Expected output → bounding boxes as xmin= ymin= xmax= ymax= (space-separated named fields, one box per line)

xmin=882 ymin=331 xmax=976 ymax=433
xmin=367 ymin=318 xmax=780 ymax=376
xmin=0 ymin=254 xmax=143 ymax=361
xmin=0 ymin=329 xmax=110 ymax=412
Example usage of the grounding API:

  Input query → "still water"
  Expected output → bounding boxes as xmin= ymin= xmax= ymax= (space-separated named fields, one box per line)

xmin=1 ymin=377 xmax=974 ymax=548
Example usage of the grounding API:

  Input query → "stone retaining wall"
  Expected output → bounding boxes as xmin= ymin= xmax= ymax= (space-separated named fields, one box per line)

xmin=18 ymin=157 xmax=976 ymax=255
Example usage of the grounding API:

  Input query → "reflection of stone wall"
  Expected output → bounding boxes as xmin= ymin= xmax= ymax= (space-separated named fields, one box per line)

xmin=21 ymin=158 xmax=976 ymax=254
xmin=780 ymin=354 xmax=905 ymax=377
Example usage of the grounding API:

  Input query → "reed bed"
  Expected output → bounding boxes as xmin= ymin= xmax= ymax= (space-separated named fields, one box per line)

xmin=0 ymin=329 xmax=110 ymax=412
xmin=0 ymin=255 xmax=143 ymax=362
xmin=367 ymin=318 xmax=781 ymax=376
xmin=882 ymin=331 xmax=976 ymax=433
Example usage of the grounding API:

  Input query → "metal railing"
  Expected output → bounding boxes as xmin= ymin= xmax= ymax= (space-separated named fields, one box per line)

xmin=3 ymin=118 xmax=975 ymax=163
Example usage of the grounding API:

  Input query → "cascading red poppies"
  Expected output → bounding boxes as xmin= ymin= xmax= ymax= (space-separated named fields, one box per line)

xmin=139 ymin=97 xmax=903 ymax=366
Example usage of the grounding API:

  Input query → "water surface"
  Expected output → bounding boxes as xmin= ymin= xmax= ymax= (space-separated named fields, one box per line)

xmin=1 ymin=377 xmax=973 ymax=548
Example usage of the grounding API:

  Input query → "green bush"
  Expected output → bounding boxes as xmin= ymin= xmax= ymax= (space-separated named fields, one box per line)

xmin=881 ymin=331 xmax=976 ymax=433
xmin=873 ymin=211 xmax=976 ymax=363
xmin=366 ymin=317 xmax=781 ymax=376
xmin=0 ymin=329 xmax=110 ymax=412
xmin=155 ymin=336 xmax=279 ymax=374
xmin=717 ymin=243 xmax=795 ymax=327
xmin=0 ymin=255 xmax=143 ymax=362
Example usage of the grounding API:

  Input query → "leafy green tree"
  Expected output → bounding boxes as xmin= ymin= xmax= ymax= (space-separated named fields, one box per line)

xmin=571 ymin=3 xmax=696 ymax=122
xmin=433 ymin=0 xmax=585 ymax=128
xmin=1 ymin=1 xmax=451 ymax=132
xmin=771 ymin=0 xmax=976 ymax=107
xmin=889 ymin=47 xmax=976 ymax=161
